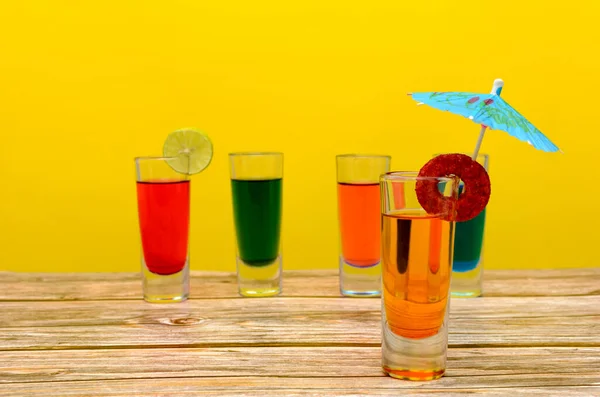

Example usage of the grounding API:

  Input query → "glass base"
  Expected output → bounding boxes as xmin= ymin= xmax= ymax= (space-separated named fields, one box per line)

xmin=383 ymin=366 xmax=445 ymax=381
xmin=381 ymin=307 xmax=448 ymax=381
xmin=339 ymin=256 xmax=381 ymax=297
xmin=451 ymin=262 xmax=483 ymax=298
xmin=142 ymin=259 xmax=189 ymax=303
xmin=237 ymin=255 xmax=282 ymax=297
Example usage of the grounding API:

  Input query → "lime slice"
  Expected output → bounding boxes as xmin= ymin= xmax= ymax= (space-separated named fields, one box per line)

xmin=163 ymin=128 xmax=213 ymax=175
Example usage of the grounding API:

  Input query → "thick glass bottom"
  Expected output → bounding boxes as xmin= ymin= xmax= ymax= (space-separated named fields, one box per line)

xmin=383 ymin=366 xmax=445 ymax=381
xmin=451 ymin=262 xmax=483 ymax=298
xmin=237 ymin=255 xmax=282 ymax=297
xmin=142 ymin=259 xmax=189 ymax=303
xmin=381 ymin=305 xmax=448 ymax=381
xmin=339 ymin=256 xmax=381 ymax=297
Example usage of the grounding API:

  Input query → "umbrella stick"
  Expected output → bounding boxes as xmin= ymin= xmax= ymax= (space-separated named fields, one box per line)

xmin=472 ymin=125 xmax=487 ymax=160
xmin=472 ymin=79 xmax=504 ymax=160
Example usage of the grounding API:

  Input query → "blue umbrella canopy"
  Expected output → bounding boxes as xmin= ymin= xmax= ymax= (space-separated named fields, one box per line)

xmin=410 ymin=79 xmax=561 ymax=156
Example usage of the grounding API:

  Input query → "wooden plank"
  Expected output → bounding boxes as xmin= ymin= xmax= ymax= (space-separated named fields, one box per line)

xmin=1 ymin=268 xmax=598 ymax=301
xmin=2 ymin=271 xmax=597 ymax=396
xmin=1 ymin=347 xmax=598 ymax=384
xmin=2 ymin=378 xmax=599 ymax=396
xmin=0 ymin=297 xmax=598 ymax=350
xmin=483 ymin=268 xmax=600 ymax=297
xmin=2 ymin=295 xmax=598 ymax=327
xmin=2 ymin=296 xmax=598 ymax=326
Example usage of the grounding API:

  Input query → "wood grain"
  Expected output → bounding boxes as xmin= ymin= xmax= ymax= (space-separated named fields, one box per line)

xmin=1 ymin=268 xmax=598 ymax=301
xmin=0 ymin=296 xmax=598 ymax=350
xmin=1 ymin=270 xmax=599 ymax=395
xmin=1 ymin=347 xmax=599 ymax=384
xmin=2 ymin=378 xmax=599 ymax=396
xmin=2 ymin=295 xmax=598 ymax=327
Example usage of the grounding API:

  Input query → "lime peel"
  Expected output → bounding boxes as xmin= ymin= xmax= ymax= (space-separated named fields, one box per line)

xmin=163 ymin=128 xmax=213 ymax=175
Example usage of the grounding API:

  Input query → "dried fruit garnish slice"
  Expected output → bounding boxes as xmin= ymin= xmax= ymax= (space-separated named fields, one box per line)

xmin=416 ymin=153 xmax=491 ymax=222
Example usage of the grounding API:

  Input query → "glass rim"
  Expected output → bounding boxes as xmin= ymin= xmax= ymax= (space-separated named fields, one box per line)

xmin=380 ymin=171 xmax=457 ymax=183
xmin=228 ymin=151 xmax=283 ymax=157
xmin=433 ymin=152 xmax=489 ymax=158
xmin=336 ymin=153 xmax=391 ymax=159
xmin=134 ymin=156 xmax=178 ymax=162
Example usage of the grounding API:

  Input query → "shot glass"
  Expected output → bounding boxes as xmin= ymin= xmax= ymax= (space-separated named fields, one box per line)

xmin=229 ymin=152 xmax=283 ymax=297
xmin=336 ymin=154 xmax=391 ymax=296
xmin=380 ymin=171 xmax=458 ymax=380
xmin=135 ymin=157 xmax=190 ymax=303
xmin=434 ymin=153 xmax=489 ymax=297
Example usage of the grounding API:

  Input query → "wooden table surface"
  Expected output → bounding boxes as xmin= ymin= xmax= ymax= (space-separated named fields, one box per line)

xmin=1 ymin=269 xmax=599 ymax=396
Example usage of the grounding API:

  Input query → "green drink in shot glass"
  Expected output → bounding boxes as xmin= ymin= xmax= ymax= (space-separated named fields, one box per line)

xmin=229 ymin=152 xmax=283 ymax=297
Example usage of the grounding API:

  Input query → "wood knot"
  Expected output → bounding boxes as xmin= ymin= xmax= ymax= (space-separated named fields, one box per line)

xmin=159 ymin=316 xmax=204 ymax=326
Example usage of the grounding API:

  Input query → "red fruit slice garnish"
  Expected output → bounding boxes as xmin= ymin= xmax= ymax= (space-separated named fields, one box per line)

xmin=416 ymin=153 xmax=491 ymax=222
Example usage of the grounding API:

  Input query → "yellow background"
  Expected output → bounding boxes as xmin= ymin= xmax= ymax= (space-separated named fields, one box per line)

xmin=1 ymin=1 xmax=598 ymax=272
